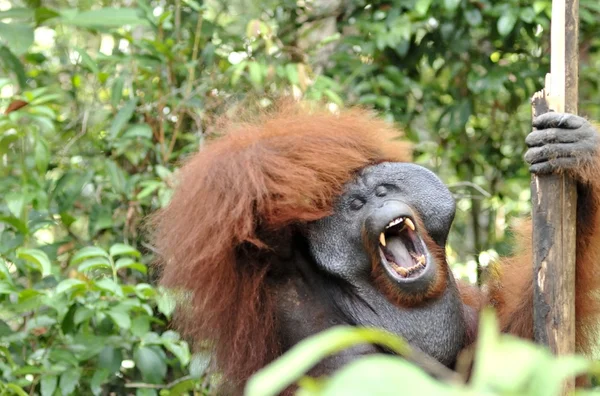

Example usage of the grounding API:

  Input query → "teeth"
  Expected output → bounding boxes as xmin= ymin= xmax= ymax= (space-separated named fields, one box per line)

xmin=379 ymin=233 xmax=386 ymax=246
xmin=385 ymin=217 xmax=404 ymax=229
xmin=395 ymin=266 xmax=408 ymax=277
xmin=405 ymin=218 xmax=416 ymax=231
xmin=385 ymin=217 xmax=416 ymax=231
xmin=388 ymin=255 xmax=427 ymax=278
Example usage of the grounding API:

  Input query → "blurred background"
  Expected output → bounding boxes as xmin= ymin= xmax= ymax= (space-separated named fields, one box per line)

xmin=0 ymin=0 xmax=599 ymax=394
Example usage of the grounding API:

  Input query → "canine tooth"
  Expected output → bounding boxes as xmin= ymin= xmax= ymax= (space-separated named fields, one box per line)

xmin=379 ymin=233 xmax=386 ymax=246
xmin=417 ymin=255 xmax=426 ymax=265
xmin=396 ymin=267 xmax=408 ymax=277
xmin=405 ymin=218 xmax=416 ymax=231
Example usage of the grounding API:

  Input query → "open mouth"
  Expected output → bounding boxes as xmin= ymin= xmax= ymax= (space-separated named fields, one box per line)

xmin=378 ymin=216 xmax=428 ymax=280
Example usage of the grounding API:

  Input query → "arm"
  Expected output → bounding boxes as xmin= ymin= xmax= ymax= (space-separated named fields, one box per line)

xmin=480 ymin=113 xmax=600 ymax=351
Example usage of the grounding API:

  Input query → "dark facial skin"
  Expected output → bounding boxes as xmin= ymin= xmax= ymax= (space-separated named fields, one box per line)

xmin=273 ymin=163 xmax=466 ymax=370
xmin=308 ymin=163 xmax=455 ymax=287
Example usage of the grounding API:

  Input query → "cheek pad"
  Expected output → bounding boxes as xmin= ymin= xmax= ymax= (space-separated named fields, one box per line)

xmin=307 ymin=216 xmax=371 ymax=279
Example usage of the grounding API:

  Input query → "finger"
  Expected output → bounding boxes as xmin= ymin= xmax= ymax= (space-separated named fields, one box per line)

xmin=524 ymin=142 xmax=593 ymax=165
xmin=533 ymin=112 xmax=587 ymax=130
xmin=525 ymin=128 xmax=589 ymax=147
xmin=529 ymin=158 xmax=579 ymax=175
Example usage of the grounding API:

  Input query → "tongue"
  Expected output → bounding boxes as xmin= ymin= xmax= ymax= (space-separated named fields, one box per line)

xmin=385 ymin=237 xmax=413 ymax=268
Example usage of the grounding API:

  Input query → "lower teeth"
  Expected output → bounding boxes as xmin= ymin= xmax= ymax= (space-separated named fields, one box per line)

xmin=390 ymin=257 xmax=426 ymax=277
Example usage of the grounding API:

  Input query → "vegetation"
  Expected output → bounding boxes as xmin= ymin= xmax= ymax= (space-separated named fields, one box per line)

xmin=0 ymin=0 xmax=598 ymax=394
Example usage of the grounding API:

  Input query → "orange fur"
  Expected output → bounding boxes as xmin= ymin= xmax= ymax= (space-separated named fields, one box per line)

xmin=457 ymin=281 xmax=483 ymax=312
xmin=150 ymin=101 xmax=410 ymax=387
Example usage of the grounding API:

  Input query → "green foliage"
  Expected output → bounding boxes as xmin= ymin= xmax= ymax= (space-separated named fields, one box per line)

xmin=0 ymin=0 xmax=598 ymax=394
xmin=0 ymin=241 xmax=196 ymax=394
xmin=247 ymin=310 xmax=597 ymax=396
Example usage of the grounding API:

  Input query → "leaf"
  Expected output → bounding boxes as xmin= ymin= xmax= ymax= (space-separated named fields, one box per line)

xmin=0 ymin=22 xmax=34 ymax=55
xmin=61 ymin=304 xmax=77 ymax=334
xmin=59 ymin=369 xmax=81 ymax=395
xmin=163 ymin=339 xmax=190 ymax=366
xmin=497 ymin=13 xmax=518 ymax=36
xmin=131 ymin=316 xmax=150 ymax=337
xmin=95 ymin=278 xmax=122 ymax=295
xmin=107 ymin=309 xmax=131 ymax=329
xmin=0 ymin=319 xmax=13 ymax=336
xmin=55 ymin=278 xmax=86 ymax=295
xmin=74 ymin=307 xmax=93 ymax=325
xmin=34 ymin=8 xmax=60 ymax=24
xmin=324 ymin=89 xmax=343 ymax=106
xmin=248 ymin=61 xmax=263 ymax=88
xmin=59 ymin=8 xmax=149 ymax=28
xmin=70 ymin=246 xmax=110 ymax=266
xmin=320 ymin=356 xmax=457 ymax=396
xmin=90 ymin=369 xmax=110 ymax=396
xmin=415 ymin=0 xmax=433 ymax=15
xmin=4 ymin=99 xmax=28 ymax=114
xmin=533 ymin=1 xmax=548 ymax=14
xmin=155 ymin=165 xmax=172 ymax=180
xmin=168 ymin=378 xmax=199 ymax=394
xmin=245 ymin=326 xmax=410 ymax=396
xmin=0 ymin=260 xmax=12 ymax=281
xmin=285 ymin=63 xmax=299 ymax=85
xmin=465 ymin=9 xmax=482 ymax=26
xmin=136 ymin=182 xmax=161 ymax=200
xmin=30 ymin=93 xmax=62 ymax=105
xmin=189 ymin=353 xmax=211 ymax=378
xmin=5 ymin=191 xmax=24 ymax=218
xmin=0 ymin=215 xmax=28 ymax=234
xmin=74 ymin=47 xmax=99 ymax=74
xmin=136 ymin=389 xmax=157 ymax=396
xmin=35 ymin=137 xmax=50 ymax=174
xmin=40 ymin=376 xmax=57 ymax=396
xmin=109 ymin=243 xmax=140 ymax=258
xmin=470 ymin=309 xmax=591 ymax=395
xmin=0 ymin=46 xmax=26 ymax=88
xmin=16 ymin=248 xmax=52 ymax=276
xmin=529 ymin=356 xmax=590 ymax=396
xmin=26 ymin=315 xmax=56 ymax=332
xmin=4 ymin=384 xmax=28 ymax=396
xmin=109 ymin=99 xmax=137 ymax=140
xmin=0 ymin=281 xmax=15 ymax=294
xmin=122 ymin=123 xmax=152 ymax=139
xmin=105 ymin=159 xmax=127 ymax=194
xmin=115 ymin=257 xmax=147 ymax=274
xmin=156 ymin=289 xmax=176 ymax=318
xmin=98 ymin=346 xmax=123 ymax=373
xmin=77 ymin=257 xmax=112 ymax=272
xmin=0 ymin=133 xmax=20 ymax=156
xmin=230 ymin=61 xmax=246 ymax=86
xmin=0 ymin=8 xmax=34 ymax=20
xmin=110 ymin=77 xmax=124 ymax=107
xmin=134 ymin=346 xmax=167 ymax=384
xmin=135 ymin=283 xmax=156 ymax=299
xmin=443 ymin=0 xmax=461 ymax=11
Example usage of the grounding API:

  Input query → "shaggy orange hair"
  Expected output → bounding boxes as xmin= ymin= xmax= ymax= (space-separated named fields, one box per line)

xmin=150 ymin=102 xmax=410 ymax=387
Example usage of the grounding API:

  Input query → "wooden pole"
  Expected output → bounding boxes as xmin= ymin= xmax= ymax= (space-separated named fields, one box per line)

xmin=531 ymin=0 xmax=579 ymax=388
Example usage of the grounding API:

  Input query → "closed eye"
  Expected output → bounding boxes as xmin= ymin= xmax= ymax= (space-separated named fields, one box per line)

xmin=350 ymin=198 xmax=365 ymax=210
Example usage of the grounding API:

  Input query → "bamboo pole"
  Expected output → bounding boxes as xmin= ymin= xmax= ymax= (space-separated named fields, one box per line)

xmin=531 ymin=0 xmax=579 ymax=389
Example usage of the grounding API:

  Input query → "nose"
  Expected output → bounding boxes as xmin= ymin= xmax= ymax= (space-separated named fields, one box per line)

xmin=365 ymin=200 xmax=415 ymax=236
